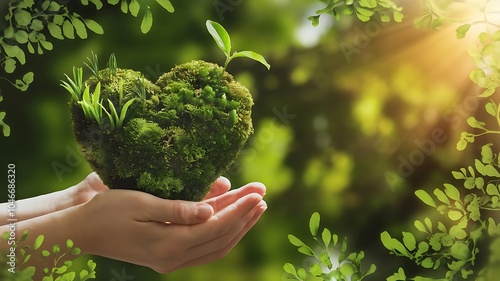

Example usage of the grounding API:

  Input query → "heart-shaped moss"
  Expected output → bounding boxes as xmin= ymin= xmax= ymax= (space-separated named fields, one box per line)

xmin=71 ymin=60 xmax=253 ymax=201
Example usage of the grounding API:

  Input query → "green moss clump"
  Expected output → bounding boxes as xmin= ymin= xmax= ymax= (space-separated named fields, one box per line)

xmin=71 ymin=60 xmax=253 ymax=201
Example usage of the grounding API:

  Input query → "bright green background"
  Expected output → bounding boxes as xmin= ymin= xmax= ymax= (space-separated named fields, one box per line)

xmin=0 ymin=1 xmax=491 ymax=280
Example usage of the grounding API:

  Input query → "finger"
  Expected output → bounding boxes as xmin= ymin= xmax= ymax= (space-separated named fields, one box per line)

xmin=202 ymin=177 xmax=231 ymax=200
xmin=184 ymin=193 xmax=263 ymax=249
xmin=138 ymin=192 xmax=214 ymax=224
xmin=203 ymin=182 xmax=266 ymax=213
xmin=173 ymin=201 xmax=267 ymax=271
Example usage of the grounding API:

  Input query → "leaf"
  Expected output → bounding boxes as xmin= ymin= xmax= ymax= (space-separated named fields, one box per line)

xmin=62 ymin=20 xmax=75 ymax=39
xmin=309 ymin=15 xmax=320 ymax=26
xmin=48 ymin=22 xmax=64 ymax=39
xmin=288 ymin=234 xmax=305 ymax=247
xmin=485 ymin=101 xmax=497 ymax=117
xmin=34 ymin=235 xmax=44 ymax=250
xmin=480 ymin=87 xmax=496 ymax=98
xmin=443 ymin=184 xmax=460 ymax=201
xmin=414 ymin=220 xmax=427 ymax=233
xmin=71 ymin=17 xmax=88 ymax=39
xmin=297 ymin=268 xmax=307 ymax=279
xmin=14 ymin=30 xmax=28 ymax=44
xmin=231 ymin=51 xmax=271 ymax=70
xmin=309 ymin=263 xmax=322 ymax=276
xmin=451 ymin=171 xmax=465 ymax=179
xmin=140 ymin=8 xmax=153 ymax=34
xmin=14 ymin=10 xmax=32 ymax=26
xmin=467 ymin=116 xmax=486 ymax=129
xmin=402 ymin=232 xmax=416 ymax=251
xmin=84 ymin=19 xmax=104 ymax=34
xmin=129 ymin=0 xmax=140 ymax=17
xmin=421 ymin=257 xmax=434 ymax=268
xmin=433 ymin=188 xmax=450 ymax=205
xmin=66 ymin=239 xmax=74 ymax=249
xmin=339 ymin=262 xmax=356 ymax=276
xmin=309 ymin=212 xmax=320 ymax=237
xmin=415 ymin=190 xmax=436 ymax=207
xmin=380 ymin=231 xmax=394 ymax=250
xmin=52 ymin=244 xmax=60 ymax=254
xmin=206 ymin=20 xmax=231 ymax=57
xmin=283 ymin=263 xmax=297 ymax=276
xmin=448 ymin=210 xmax=463 ymax=221
xmin=450 ymin=242 xmax=470 ymax=259
xmin=42 ymin=250 xmax=50 ymax=257
xmin=156 ymin=0 xmax=174 ymax=12
xmin=456 ymin=24 xmax=471 ymax=39
xmin=4 ymin=58 xmax=16 ymax=73
xmin=298 ymin=245 xmax=315 ymax=256
xmin=456 ymin=139 xmax=467 ymax=151
xmin=322 ymin=228 xmax=332 ymax=248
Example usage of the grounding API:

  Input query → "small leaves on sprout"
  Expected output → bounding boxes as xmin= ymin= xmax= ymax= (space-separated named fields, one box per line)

xmin=206 ymin=20 xmax=270 ymax=70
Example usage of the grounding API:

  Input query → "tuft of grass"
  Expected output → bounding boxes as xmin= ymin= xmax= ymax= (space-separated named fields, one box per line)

xmin=60 ymin=67 xmax=84 ymax=102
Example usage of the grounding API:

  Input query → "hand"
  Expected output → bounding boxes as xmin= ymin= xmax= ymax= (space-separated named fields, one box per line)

xmin=68 ymin=175 xmax=267 ymax=274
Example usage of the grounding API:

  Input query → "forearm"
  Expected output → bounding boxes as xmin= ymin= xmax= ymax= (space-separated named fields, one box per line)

xmin=0 ymin=187 xmax=76 ymax=223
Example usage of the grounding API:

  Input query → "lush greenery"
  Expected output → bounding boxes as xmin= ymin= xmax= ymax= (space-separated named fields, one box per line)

xmin=1 ymin=0 xmax=500 ymax=280
xmin=1 ymin=230 xmax=96 ymax=281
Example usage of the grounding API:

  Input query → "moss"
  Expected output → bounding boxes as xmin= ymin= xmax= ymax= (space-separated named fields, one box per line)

xmin=71 ymin=60 xmax=254 ymax=201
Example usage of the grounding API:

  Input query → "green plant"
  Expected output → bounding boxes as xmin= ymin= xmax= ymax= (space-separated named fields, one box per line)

xmin=1 ymin=230 xmax=97 ymax=281
xmin=284 ymin=212 xmax=376 ymax=281
xmin=0 ymin=0 xmax=175 ymax=137
xmin=206 ymin=20 xmax=270 ymax=70
xmin=308 ymin=0 xmax=404 ymax=27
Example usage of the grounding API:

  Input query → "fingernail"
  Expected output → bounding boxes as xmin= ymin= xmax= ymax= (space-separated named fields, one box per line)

xmin=197 ymin=203 xmax=213 ymax=220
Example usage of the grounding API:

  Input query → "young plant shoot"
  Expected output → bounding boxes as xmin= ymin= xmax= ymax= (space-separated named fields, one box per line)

xmin=62 ymin=21 xmax=269 ymax=201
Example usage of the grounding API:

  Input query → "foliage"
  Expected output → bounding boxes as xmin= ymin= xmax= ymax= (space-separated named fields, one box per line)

xmin=308 ymin=0 xmax=404 ymax=27
xmin=1 ymin=230 xmax=96 ymax=281
xmin=382 ymin=146 xmax=500 ymax=280
xmin=206 ymin=20 xmax=270 ymax=70
xmin=284 ymin=212 xmax=376 ymax=281
xmin=0 ymin=0 xmax=174 ymax=137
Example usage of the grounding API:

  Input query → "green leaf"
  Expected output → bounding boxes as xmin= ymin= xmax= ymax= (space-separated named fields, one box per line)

xmin=34 ymin=235 xmax=44 ymax=250
xmin=443 ymin=184 xmax=460 ymax=201
xmin=14 ymin=30 xmax=28 ymax=44
xmin=421 ymin=257 xmax=434 ymax=268
xmin=140 ymin=8 xmax=153 ymax=34
xmin=206 ymin=20 xmax=231 ymax=57
xmin=456 ymin=139 xmax=467 ymax=151
xmin=4 ymin=58 xmax=16 ymax=73
xmin=322 ymin=228 xmax=332 ymax=248
xmin=466 ymin=116 xmax=486 ymax=129
xmin=53 ymin=244 xmax=60 ymax=254
xmin=485 ymin=101 xmax=498 ymax=117
xmin=380 ymin=231 xmax=394 ymax=250
xmin=456 ymin=24 xmax=471 ymax=39
xmin=402 ymin=232 xmax=416 ymax=251
xmin=71 ymin=17 xmax=88 ymax=39
xmin=62 ymin=20 xmax=75 ymax=39
xmin=309 ymin=15 xmax=320 ymax=26
xmin=481 ymin=144 xmax=494 ymax=163
xmin=48 ymin=22 xmax=64 ymax=39
xmin=288 ymin=234 xmax=305 ymax=247
xmin=231 ymin=51 xmax=271 ymax=70
xmin=23 ymin=72 xmax=34 ymax=84
xmin=297 ymin=268 xmax=307 ymax=279
xmin=309 ymin=263 xmax=322 ymax=276
xmin=14 ymin=10 xmax=32 ymax=26
xmin=129 ymin=0 xmax=140 ymax=17
xmin=283 ymin=263 xmax=297 ymax=276
xmin=414 ymin=220 xmax=427 ymax=233
xmin=66 ymin=239 xmax=74 ymax=249
xmin=485 ymin=165 xmax=500 ymax=177
xmin=448 ymin=210 xmax=463 ymax=221
xmin=20 ymin=230 xmax=29 ymax=242
xmin=4 ymin=26 xmax=14 ymax=38
xmin=452 ymin=171 xmax=465 ymax=179
xmin=339 ymin=262 xmax=356 ymax=276
xmin=84 ymin=19 xmax=104 ymax=34
xmin=156 ymin=0 xmax=174 ymax=12
xmin=309 ymin=212 xmax=320 ymax=237
xmin=415 ymin=190 xmax=436 ymax=207
xmin=42 ymin=250 xmax=50 ymax=257
xmin=480 ymin=87 xmax=496 ymax=98
xmin=433 ymin=188 xmax=450 ymax=205
xmin=298 ymin=245 xmax=315 ymax=256
xmin=450 ymin=242 xmax=470 ymax=259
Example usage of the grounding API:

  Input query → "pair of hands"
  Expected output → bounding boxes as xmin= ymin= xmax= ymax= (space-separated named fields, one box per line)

xmin=2 ymin=172 xmax=267 ymax=278
xmin=70 ymin=172 xmax=267 ymax=274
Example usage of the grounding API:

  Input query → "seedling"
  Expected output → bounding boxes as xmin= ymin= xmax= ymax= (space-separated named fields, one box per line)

xmin=206 ymin=20 xmax=270 ymax=70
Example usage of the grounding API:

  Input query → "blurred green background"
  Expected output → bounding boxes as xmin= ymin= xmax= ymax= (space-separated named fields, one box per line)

xmin=0 ymin=0 xmax=496 ymax=280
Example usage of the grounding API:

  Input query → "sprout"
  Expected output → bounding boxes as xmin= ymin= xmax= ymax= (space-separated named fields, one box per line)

xmin=206 ymin=20 xmax=270 ymax=70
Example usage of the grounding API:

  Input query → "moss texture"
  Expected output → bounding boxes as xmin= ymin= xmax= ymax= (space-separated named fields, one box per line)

xmin=71 ymin=60 xmax=253 ymax=201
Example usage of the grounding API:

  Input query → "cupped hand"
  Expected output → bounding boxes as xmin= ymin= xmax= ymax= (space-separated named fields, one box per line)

xmin=69 ymin=174 xmax=267 ymax=274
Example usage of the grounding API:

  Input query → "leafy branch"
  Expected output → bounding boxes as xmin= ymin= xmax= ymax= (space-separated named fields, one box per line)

xmin=284 ymin=212 xmax=376 ymax=281
xmin=1 ymin=230 xmax=97 ymax=281
xmin=382 ymin=143 xmax=500 ymax=280
xmin=308 ymin=0 xmax=404 ymax=27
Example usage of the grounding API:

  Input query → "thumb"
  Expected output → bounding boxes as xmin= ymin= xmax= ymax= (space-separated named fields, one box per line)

xmin=144 ymin=197 xmax=214 ymax=224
